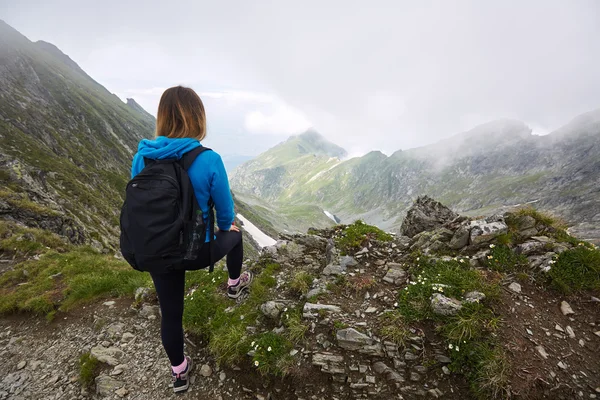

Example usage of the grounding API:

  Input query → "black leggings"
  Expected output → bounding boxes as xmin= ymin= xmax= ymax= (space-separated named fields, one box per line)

xmin=150 ymin=230 xmax=243 ymax=366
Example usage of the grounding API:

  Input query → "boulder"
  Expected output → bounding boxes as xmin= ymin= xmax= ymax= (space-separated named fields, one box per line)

xmin=449 ymin=225 xmax=471 ymax=249
xmin=464 ymin=291 xmax=486 ymax=303
xmin=431 ymin=293 xmax=462 ymax=316
xmin=401 ymin=196 xmax=459 ymax=238
xmin=469 ymin=220 xmax=508 ymax=245
xmin=515 ymin=241 xmax=546 ymax=256
xmin=340 ymin=256 xmax=358 ymax=268
xmin=260 ymin=301 xmax=288 ymax=319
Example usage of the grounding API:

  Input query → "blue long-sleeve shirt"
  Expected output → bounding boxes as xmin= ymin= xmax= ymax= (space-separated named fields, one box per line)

xmin=131 ymin=136 xmax=235 ymax=242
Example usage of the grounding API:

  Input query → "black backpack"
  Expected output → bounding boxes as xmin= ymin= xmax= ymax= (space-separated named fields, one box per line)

xmin=119 ymin=146 xmax=215 ymax=274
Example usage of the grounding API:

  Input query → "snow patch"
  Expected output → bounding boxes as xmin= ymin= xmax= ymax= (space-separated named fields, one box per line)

xmin=237 ymin=213 xmax=277 ymax=248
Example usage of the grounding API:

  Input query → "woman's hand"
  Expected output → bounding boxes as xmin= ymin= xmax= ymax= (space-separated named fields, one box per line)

xmin=228 ymin=224 xmax=240 ymax=232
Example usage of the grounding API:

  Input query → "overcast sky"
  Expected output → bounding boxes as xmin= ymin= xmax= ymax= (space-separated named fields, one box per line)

xmin=2 ymin=0 xmax=600 ymax=157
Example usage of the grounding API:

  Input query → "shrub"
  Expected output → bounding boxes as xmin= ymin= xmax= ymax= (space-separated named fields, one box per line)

xmin=335 ymin=220 xmax=393 ymax=253
xmin=79 ymin=353 xmax=100 ymax=388
xmin=548 ymin=245 xmax=600 ymax=294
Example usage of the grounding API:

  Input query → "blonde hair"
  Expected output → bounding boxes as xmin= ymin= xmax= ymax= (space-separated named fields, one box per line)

xmin=156 ymin=86 xmax=206 ymax=140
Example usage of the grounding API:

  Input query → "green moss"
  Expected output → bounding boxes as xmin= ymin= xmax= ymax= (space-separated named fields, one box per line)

xmin=335 ymin=220 xmax=393 ymax=253
xmin=289 ymin=271 xmax=314 ymax=296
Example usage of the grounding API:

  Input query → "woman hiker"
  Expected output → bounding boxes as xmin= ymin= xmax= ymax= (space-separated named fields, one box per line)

xmin=129 ymin=86 xmax=253 ymax=393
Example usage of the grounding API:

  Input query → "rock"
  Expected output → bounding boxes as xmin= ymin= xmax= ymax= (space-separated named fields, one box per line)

xmin=17 ymin=361 xmax=26 ymax=370
xmin=449 ymin=225 xmax=471 ymax=249
xmin=95 ymin=375 xmax=122 ymax=396
xmin=139 ymin=305 xmax=158 ymax=319
xmin=442 ymin=366 xmax=451 ymax=375
xmin=560 ymin=301 xmax=575 ymax=315
xmin=515 ymin=241 xmax=547 ymax=256
xmin=340 ymin=256 xmax=358 ymax=268
xmin=220 ymin=372 xmax=226 ymax=382
xmin=103 ymin=301 xmax=116 ymax=307
xmin=429 ymin=389 xmax=444 ymax=398
xmin=121 ymin=332 xmax=135 ymax=343
xmin=557 ymin=361 xmax=567 ymax=370
xmin=336 ymin=328 xmax=373 ymax=350
xmin=106 ymin=322 xmax=124 ymax=338
xmin=431 ymin=293 xmax=462 ymax=316
xmin=382 ymin=265 xmax=407 ymax=285
xmin=323 ymin=264 xmax=345 ymax=276
xmin=400 ymin=196 xmax=459 ymax=238
xmin=531 ymin=236 xmax=553 ymax=243
xmin=355 ymin=247 xmax=369 ymax=256
xmin=410 ymin=372 xmax=421 ymax=381
xmin=200 ymin=364 xmax=213 ymax=377
xmin=435 ymin=354 xmax=452 ymax=364
xmin=91 ymin=346 xmax=124 ymax=366
xmin=565 ymin=326 xmax=575 ymax=338
xmin=469 ymin=220 xmax=508 ymax=245
xmin=372 ymin=361 xmax=405 ymax=383
xmin=312 ymin=353 xmax=345 ymax=374
xmin=536 ymin=346 xmax=549 ymax=359
xmin=260 ymin=301 xmax=287 ymax=319
xmin=50 ymin=272 xmax=62 ymax=279
xmin=134 ymin=287 xmax=153 ymax=303
xmin=508 ymin=282 xmax=522 ymax=293
xmin=306 ymin=286 xmax=328 ymax=299
xmin=464 ymin=291 xmax=486 ymax=303
xmin=115 ymin=387 xmax=129 ymax=398
xmin=365 ymin=307 xmax=377 ymax=313
xmin=303 ymin=303 xmax=341 ymax=318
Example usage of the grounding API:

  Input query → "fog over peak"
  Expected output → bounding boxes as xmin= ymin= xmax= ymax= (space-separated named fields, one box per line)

xmin=2 ymin=0 xmax=599 ymax=157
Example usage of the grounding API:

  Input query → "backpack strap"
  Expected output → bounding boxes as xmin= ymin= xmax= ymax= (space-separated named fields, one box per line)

xmin=180 ymin=146 xmax=212 ymax=171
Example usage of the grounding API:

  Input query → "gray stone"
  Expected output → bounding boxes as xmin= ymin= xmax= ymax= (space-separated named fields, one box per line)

xmin=134 ymin=287 xmax=153 ymax=303
xmin=200 ymin=364 xmax=213 ymax=377
xmin=312 ymin=353 xmax=345 ymax=374
xmin=260 ymin=301 xmax=287 ymax=319
xmin=121 ymin=333 xmax=135 ymax=343
xmin=323 ymin=264 xmax=345 ymax=276
xmin=435 ymin=354 xmax=452 ymax=364
xmin=91 ymin=346 xmax=124 ymax=366
xmin=115 ymin=388 xmax=129 ymax=398
xmin=95 ymin=375 xmax=122 ymax=396
xmin=515 ymin=241 xmax=546 ymax=256
xmin=336 ymin=328 xmax=374 ymax=350
xmin=431 ymin=293 xmax=462 ymax=316
xmin=340 ymin=256 xmax=358 ymax=268
xmin=560 ymin=301 xmax=574 ymax=315
xmin=303 ymin=303 xmax=341 ymax=318
xmin=565 ymin=326 xmax=575 ymax=338
xmin=535 ymin=346 xmax=549 ymax=359
xmin=449 ymin=225 xmax=471 ymax=249
xmin=106 ymin=323 xmax=124 ymax=338
xmin=139 ymin=305 xmax=158 ymax=319
xmin=410 ymin=372 xmax=421 ymax=381
xmin=372 ymin=362 xmax=404 ymax=383
xmin=306 ymin=286 xmax=328 ymax=299
xmin=508 ymin=282 xmax=522 ymax=293
xmin=404 ymin=351 xmax=418 ymax=361
xmin=383 ymin=266 xmax=407 ymax=285
xmin=464 ymin=291 xmax=486 ymax=303
xmin=442 ymin=366 xmax=451 ymax=375
xmin=400 ymin=196 xmax=459 ymax=238
xmin=17 ymin=361 xmax=26 ymax=370
xmin=469 ymin=220 xmax=508 ymax=245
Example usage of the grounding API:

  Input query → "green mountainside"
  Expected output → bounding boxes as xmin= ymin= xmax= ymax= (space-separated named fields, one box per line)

xmin=231 ymin=113 xmax=600 ymax=242
xmin=0 ymin=20 xmax=155 ymax=250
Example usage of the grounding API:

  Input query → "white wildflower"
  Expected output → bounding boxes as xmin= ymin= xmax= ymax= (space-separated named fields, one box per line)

xmin=449 ymin=344 xmax=453 ymax=349
xmin=459 ymin=259 xmax=465 ymax=263
xmin=254 ymin=361 xmax=259 ymax=367
xmin=456 ymin=346 xmax=460 ymax=352
xmin=490 ymin=244 xmax=496 ymax=248
xmin=487 ymin=255 xmax=494 ymax=260
xmin=416 ymin=257 xmax=420 ymax=261
xmin=267 ymin=346 xmax=272 ymax=352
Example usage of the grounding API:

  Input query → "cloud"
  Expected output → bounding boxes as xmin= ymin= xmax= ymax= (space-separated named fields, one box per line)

xmin=244 ymin=103 xmax=311 ymax=136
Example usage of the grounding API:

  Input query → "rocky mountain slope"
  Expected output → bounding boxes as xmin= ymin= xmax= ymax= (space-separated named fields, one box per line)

xmin=1 ymin=197 xmax=598 ymax=399
xmin=230 ymin=114 xmax=600 ymax=243
xmin=0 ymin=20 xmax=155 ymax=250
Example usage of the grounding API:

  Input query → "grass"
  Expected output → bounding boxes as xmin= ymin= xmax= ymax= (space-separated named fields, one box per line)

xmin=290 ymin=271 xmax=314 ymax=296
xmin=510 ymin=207 xmax=566 ymax=230
xmin=334 ymin=220 xmax=393 ymax=253
xmin=547 ymin=244 xmax=600 ymax=294
xmin=0 ymin=247 xmax=151 ymax=317
xmin=283 ymin=307 xmax=309 ymax=343
xmin=0 ymin=220 xmax=69 ymax=256
xmin=485 ymin=244 xmax=528 ymax=273
xmin=378 ymin=311 xmax=410 ymax=347
xmin=182 ymin=260 xmax=298 ymax=375
xmin=397 ymin=256 xmax=507 ymax=398
xmin=79 ymin=353 xmax=100 ymax=388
